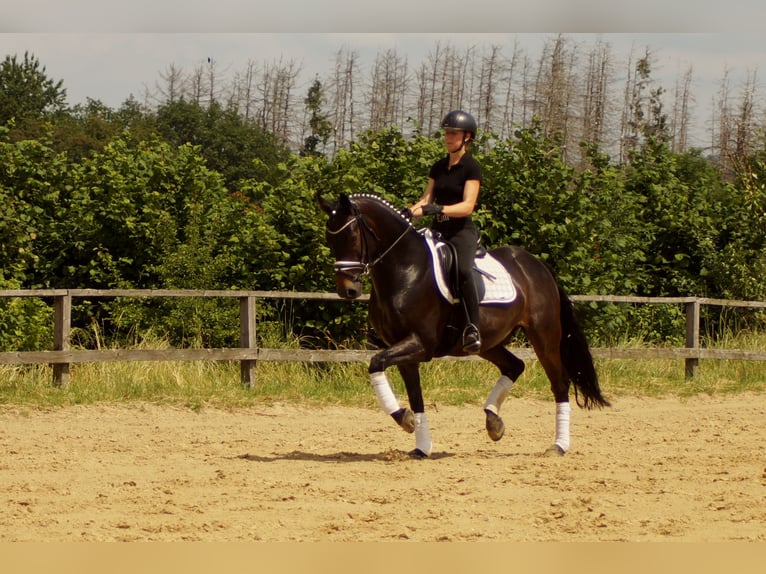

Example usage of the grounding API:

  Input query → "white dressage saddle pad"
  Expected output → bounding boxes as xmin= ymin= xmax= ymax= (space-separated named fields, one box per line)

xmin=420 ymin=229 xmax=517 ymax=305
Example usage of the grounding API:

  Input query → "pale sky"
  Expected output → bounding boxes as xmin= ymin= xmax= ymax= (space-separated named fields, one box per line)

xmin=3 ymin=0 xmax=766 ymax=33
xmin=2 ymin=2 xmax=765 ymax=149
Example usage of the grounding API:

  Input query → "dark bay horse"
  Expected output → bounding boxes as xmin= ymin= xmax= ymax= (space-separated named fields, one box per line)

xmin=318 ymin=192 xmax=610 ymax=458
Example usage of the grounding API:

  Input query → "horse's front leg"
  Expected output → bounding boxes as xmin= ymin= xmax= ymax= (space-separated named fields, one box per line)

xmin=396 ymin=362 xmax=432 ymax=458
xmin=368 ymin=334 xmax=432 ymax=457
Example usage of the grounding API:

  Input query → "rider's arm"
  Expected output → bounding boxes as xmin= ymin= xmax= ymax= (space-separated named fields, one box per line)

xmin=440 ymin=179 xmax=480 ymax=218
xmin=410 ymin=178 xmax=435 ymax=218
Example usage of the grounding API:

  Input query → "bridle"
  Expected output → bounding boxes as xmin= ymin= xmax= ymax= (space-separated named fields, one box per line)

xmin=326 ymin=200 xmax=411 ymax=282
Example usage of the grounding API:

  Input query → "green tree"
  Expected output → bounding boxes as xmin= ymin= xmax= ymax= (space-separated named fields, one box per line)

xmin=477 ymin=122 xmax=603 ymax=289
xmin=0 ymin=52 xmax=66 ymax=129
xmin=0 ymin=127 xmax=38 ymax=285
xmin=0 ymin=125 xmax=74 ymax=289
xmin=49 ymin=97 xmax=158 ymax=160
xmin=0 ymin=125 xmax=68 ymax=351
xmin=155 ymin=99 xmax=290 ymax=192
xmin=624 ymin=138 xmax=724 ymax=297
xmin=329 ymin=125 xmax=442 ymax=205
xmin=301 ymin=78 xmax=333 ymax=157
xmin=712 ymin=152 xmax=766 ymax=300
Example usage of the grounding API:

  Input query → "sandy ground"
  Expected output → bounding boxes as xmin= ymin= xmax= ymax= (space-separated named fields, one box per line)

xmin=1 ymin=394 xmax=765 ymax=542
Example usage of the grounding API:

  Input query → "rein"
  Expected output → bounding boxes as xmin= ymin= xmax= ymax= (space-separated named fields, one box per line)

xmin=327 ymin=199 xmax=412 ymax=280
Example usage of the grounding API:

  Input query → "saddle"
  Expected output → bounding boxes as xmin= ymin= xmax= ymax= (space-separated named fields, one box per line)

xmin=420 ymin=229 xmax=517 ymax=306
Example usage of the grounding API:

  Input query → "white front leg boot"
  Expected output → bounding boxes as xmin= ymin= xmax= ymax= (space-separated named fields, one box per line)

xmin=370 ymin=371 xmax=400 ymax=415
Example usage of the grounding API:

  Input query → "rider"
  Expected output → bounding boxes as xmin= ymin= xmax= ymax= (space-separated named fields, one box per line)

xmin=408 ymin=109 xmax=483 ymax=354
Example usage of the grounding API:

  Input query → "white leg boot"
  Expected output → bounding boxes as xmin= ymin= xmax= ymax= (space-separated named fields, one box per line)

xmin=414 ymin=412 xmax=432 ymax=457
xmin=483 ymin=375 xmax=514 ymax=415
xmin=370 ymin=371 xmax=400 ymax=415
xmin=554 ymin=401 xmax=571 ymax=453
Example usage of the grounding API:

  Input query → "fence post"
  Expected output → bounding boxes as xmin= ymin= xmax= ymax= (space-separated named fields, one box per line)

xmin=239 ymin=295 xmax=257 ymax=388
xmin=685 ymin=299 xmax=700 ymax=379
xmin=53 ymin=292 xmax=72 ymax=387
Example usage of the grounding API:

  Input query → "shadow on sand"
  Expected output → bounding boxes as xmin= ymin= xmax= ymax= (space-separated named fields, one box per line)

xmin=236 ymin=450 xmax=457 ymax=463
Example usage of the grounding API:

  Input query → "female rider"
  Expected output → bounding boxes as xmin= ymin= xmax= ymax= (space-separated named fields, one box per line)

xmin=408 ymin=109 xmax=483 ymax=354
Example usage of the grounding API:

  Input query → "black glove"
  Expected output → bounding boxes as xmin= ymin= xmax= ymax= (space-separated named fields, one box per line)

xmin=399 ymin=207 xmax=413 ymax=221
xmin=421 ymin=203 xmax=443 ymax=216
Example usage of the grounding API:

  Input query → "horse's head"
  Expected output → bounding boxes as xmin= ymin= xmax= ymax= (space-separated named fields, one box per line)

xmin=318 ymin=193 xmax=367 ymax=299
xmin=318 ymin=192 xmax=413 ymax=300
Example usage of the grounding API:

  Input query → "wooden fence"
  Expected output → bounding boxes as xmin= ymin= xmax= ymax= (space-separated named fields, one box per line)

xmin=1 ymin=289 xmax=765 ymax=388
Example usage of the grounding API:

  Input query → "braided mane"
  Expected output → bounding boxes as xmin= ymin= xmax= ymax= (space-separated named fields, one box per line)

xmin=348 ymin=193 xmax=414 ymax=227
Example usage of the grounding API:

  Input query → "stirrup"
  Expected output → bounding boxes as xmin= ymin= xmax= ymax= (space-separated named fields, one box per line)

xmin=462 ymin=323 xmax=481 ymax=354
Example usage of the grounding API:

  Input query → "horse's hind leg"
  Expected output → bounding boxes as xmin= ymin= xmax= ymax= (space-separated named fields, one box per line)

xmin=479 ymin=346 xmax=526 ymax=441
xmin=526 ymin=328 xmax=571 ymax=457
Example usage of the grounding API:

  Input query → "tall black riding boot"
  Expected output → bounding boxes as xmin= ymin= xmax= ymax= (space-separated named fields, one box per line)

xmin=461 ymin=279 xmax=482 ymax=354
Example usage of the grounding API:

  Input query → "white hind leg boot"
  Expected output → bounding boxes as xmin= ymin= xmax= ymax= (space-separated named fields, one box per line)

xmin=370 ymin=371 xmax=400 ymax=415
xmin=483 ymin=375 xmax=514 ymax=415
xmin=414 ymin=412 xmax=433 ymax=457
xmin=554 ymin=402 xmax=571 ymax=452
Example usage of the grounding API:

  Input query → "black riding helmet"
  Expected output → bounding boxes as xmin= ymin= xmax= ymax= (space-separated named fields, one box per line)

xmin=441 ymin=109 xmax=477 ymax=140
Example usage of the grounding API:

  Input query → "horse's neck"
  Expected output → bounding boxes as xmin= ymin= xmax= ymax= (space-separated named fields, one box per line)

xmin=368 ymin=225 xmax=431 ymax=293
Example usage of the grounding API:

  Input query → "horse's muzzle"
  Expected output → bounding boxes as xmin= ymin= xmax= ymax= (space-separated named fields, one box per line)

xmin=333 ymin=261 xmax=365 ymax=299
xmin=336 ymin=276 xmax=363 ymax=299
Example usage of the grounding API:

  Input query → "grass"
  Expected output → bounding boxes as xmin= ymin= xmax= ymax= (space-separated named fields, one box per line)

xmin=1 ymin=336 xmax=765 ymax=410
xmin=2 ymin=326 xmax=765 ymax=409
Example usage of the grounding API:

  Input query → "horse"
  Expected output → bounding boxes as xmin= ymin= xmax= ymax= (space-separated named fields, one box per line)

xmin=317 ymin=192 xmax=610 ymax=458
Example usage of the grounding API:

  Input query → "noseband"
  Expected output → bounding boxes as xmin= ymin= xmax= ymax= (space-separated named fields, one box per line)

xmin=326 ymin=201 xmax=411 ymax=281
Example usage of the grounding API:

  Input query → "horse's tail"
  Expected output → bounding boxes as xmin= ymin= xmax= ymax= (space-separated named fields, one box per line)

xmin=558 ymin=285 xmax=611 ymax=409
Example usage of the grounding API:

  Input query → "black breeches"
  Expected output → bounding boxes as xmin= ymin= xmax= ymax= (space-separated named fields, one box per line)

xmin=445 ymin=227 xmax=480 ymax=325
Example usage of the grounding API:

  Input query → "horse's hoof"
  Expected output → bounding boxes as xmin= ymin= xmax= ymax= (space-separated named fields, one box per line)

xmin=392 ymin=408 xmax=416 ymax=433
xmin=484 ymin=409 xmax=505 ymax=441
xmin=408 ymin=448 xmax=429 ymax=459
xmin=543 ymin=444 xmax=566 ymax=457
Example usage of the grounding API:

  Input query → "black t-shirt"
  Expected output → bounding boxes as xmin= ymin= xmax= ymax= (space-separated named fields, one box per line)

xmin=429 ymin=153 xmax=482 ymax=205
xmin=428 ymin=153 xmax=482 ymax=234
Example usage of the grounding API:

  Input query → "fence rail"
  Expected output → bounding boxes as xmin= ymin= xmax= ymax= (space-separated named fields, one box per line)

xmin=1 ymin=289 xmax=765 ymax=387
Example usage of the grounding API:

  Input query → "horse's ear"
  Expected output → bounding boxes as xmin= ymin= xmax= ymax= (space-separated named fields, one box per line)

xmin=317 ymin=193 xmax=334 ymax=216
xmin=338 ymin=193 xmax=352 ymax=209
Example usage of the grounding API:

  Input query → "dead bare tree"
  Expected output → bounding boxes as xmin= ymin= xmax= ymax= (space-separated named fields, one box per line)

xmin=735 ymin=70 xmax=758 ymax=158
xmin=669 ymin=65 xmax=693 ymax=152
xmin=367 ymin=49 xmax=410 ymax=131
xmin=257 ymin=57 xmax=301 ymax=146
xmin=425 ymin=41 xmax=445 ymax=134
xmin=181 ymin=58 xmax=226 ymax=107
xmin=438 ymin=43 xmax=457 ymax=123
xmin=186 ymin=63 xmax=206 ymax=106
xmin=145 ymin=34 xmax=755 ymax=166
xmin=415 ymin=41 xmax=469 ymax=135
xmin=205 ymin=58 xmax=218 ymax=106
xmin=475 ymin=45 xmax=502 ymax=135
xmin=458 ymin=44 xmax=475 ymax=113
xmin=155 ymin=63 xmax=185 ymax=105
xmin=713 ymin=68 xmax=735 ymax=174
xmin=229 ymin=60 xmax=259 ymax=121
xmin=498 ymin=39 xmax=524 ymax=139
xmin=582 ymin=39 xmax=613 ymax=151
xmin=532 ymin=35 xmax=577 ymax=161
xmin=325 ymin=47 xmax=359 ymax=153
xmin=619 ymin=46 xmax=665 ymax=162
xmin=519 ymin=50 xmax=535 ymax=132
